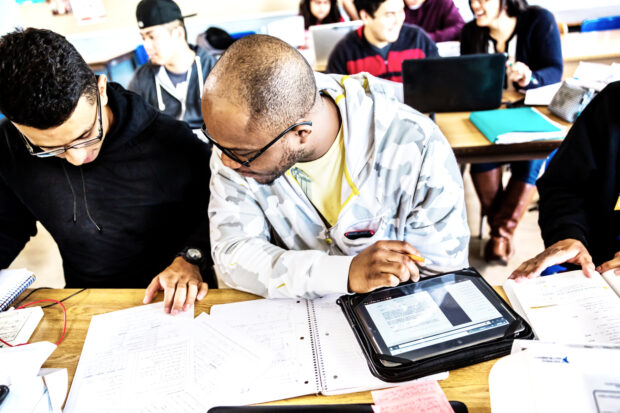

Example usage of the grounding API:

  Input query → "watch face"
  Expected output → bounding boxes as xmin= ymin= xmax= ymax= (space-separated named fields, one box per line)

xmin=187 ymin=248 xmax=203 ymax=260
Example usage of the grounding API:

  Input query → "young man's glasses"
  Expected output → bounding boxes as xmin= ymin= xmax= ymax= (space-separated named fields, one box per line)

xmin=200 ymin=121 xmax=312 ymax=167
xmin=20 ymin=93 xmax=103 ymax=158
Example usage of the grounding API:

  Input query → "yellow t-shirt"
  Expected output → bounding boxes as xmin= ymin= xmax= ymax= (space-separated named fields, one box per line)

xmin=289 ymin=128 xmax=345 ymax=227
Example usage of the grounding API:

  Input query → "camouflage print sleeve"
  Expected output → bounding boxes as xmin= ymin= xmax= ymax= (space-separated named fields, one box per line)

xmin=208 ymin=151 xmax=352 ymax=299
xmin=404 ymin=124 xmax=470 ymax=274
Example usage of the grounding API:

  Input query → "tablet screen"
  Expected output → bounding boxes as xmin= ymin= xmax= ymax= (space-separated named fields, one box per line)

xmin=354 ymin=273 xmax=520 ymax=363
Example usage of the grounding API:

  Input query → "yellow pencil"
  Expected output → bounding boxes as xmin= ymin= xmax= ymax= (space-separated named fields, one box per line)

xmin=408 ymin=254 xmax=431 ymax=265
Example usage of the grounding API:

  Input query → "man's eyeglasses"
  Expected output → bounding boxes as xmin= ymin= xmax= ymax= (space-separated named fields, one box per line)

xmin=20 ymin=93 xmax=103 ymax=158
xmin=201 ymin=120 xmax=312 ymax=167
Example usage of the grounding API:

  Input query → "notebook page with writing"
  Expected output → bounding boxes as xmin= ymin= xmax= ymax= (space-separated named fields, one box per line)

xmin=0 ymin=306 xmax=44 ymax=347
xmin=602 ymin=270 xmax=620 ymax=297
xmin=310 ymin=295 xmax=448 ymax=395
xmin=208 ymin=298 xmax=318 ymax=402
xmin=64 ymin=302 xmax=207 ymax=413
xmin=503 ymin=270 xmax=620 ymax=344
xmin=0 ymin=269 xmax=35 ymax=311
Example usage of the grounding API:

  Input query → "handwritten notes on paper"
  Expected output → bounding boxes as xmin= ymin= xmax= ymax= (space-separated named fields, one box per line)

xmin=63 ymin=302 xmax=270 ymax=413
xmin=371 ymin=381 xmax=454 ymax=413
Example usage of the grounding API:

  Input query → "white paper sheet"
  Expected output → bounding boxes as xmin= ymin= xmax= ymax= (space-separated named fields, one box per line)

xmin=0 ymin=341 xmax=56 ymax=385
xmin=63 ymin=302 xmax=205 ymax=413
xmin=0 ymin=306 xmax=44 ymax=347
xmin=504 ymin=270 xmax=620 ymax=344
xmin=491 ymin=341 xmax=620 ymax=413
xmin=209 ymin=298 xmax=318 ymax=403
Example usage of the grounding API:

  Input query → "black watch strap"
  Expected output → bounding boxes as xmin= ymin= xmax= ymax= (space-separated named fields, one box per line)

xmin=176 ymin=247 xmax=205 ymax=266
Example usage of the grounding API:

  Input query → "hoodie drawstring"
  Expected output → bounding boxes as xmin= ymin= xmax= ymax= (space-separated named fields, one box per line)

xmin=61 ymin=162 xmax=77 ymax=223
xmin=61 ymin=161 xmax=103 ymax=233
xmin=155 ymin=54 xmax=203 ymax=121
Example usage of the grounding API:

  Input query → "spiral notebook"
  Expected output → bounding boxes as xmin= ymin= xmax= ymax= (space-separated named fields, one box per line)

xmin=0 ymin=269 xmax=36 ymax=311
xmin=208 ymin=295 xmax=447 ymax=402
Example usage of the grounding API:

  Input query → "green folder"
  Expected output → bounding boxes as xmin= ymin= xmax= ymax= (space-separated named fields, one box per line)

xmin=469 ymin=107 xmax=565 ymax=144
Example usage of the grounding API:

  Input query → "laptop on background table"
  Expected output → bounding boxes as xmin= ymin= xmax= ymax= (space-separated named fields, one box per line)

xmin=403 ymin=53 xmax=507 ymax=113
xmin=310 ymin=21 xmax=363 ymax=69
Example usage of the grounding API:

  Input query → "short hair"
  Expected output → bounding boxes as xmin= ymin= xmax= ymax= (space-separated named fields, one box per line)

xmin=468 ymin=0 xmax=528 ymax=17
xmin=299 ymin=0 xmax=342 ymax=30
xmin=164 ymin=19 xmax=188 ymax=42
xmin=204 ymin=35 xmax=317 ymax=134
xmin=354 ymin=0 xmax=386 ymax=18
xmin=0 ymin=28 xmax=97 ymax=129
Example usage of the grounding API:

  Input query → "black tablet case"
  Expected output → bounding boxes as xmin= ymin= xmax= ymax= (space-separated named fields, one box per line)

xmin=337 ymin=267 xmax=534 ymax=382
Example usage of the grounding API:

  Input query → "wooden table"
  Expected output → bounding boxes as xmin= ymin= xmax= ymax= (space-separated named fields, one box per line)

xmin=18 ymin=287 xmax=510 ymax=412
xmin=436 ymin=105 xmax=570 ymax=164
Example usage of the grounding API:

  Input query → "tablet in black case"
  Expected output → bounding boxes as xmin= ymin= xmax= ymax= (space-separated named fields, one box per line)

xmin=338 ymin=267 xmax=534 ymax=382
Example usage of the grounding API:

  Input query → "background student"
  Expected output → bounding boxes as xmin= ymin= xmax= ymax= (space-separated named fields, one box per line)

xmin=128 ymin=0 xmax=216 ymax=130
xmin=404 ymin=0 xmax=465 ymax=42
xmin=300 ymin=0 xmax=345 ymax=29
xmin=204 ymin=35 xmax=469 ymax=299
xmin=460 ymin=0 xmax=563 ymax=265
xmin=0 ymin=28 xmax=213 ymax=315
xmin=326 ymin=0 xmax=438 ymax=82
xmin=510 ymin=81 xmax=620 ymax=280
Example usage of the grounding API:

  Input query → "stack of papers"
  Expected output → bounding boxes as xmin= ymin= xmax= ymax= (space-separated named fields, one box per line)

xmin=490 ymin=340 xmax=620 ymax=413
xmin=469 ymin=107 xmax=566 ymax=144
xmin=0 ymin=341 xmax=67 ymax=413
xmin=64 ymin=302 xmax=270 ymax=413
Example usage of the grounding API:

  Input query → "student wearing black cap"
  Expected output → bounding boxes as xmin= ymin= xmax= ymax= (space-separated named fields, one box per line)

xmin=128 ymin=0 xmax=215 ymax=130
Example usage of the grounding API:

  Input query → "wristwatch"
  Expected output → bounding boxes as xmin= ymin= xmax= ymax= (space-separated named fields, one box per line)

xmin=176 ymin=247 xmax=205 ymax=266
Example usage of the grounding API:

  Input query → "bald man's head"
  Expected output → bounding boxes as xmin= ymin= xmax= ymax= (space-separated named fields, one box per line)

xmin=203 ymin=34 xmax=317 ymax=135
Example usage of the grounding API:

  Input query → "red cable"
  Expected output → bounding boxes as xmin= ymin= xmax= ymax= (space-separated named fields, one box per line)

xmin=0 ymin=299 xmax=67 ymax=347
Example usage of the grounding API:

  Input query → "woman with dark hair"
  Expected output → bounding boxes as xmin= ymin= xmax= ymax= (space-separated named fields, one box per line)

xmin=300 ymin=0 xmax=345 ymax=30
xmin=460 ymin=0 xmax=563 ymax=265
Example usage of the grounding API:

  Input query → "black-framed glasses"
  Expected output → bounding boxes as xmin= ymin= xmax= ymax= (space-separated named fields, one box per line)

xmin=201 ymin=120 xmax=312 ymax=167
xmin=19 ymin=93 xmax=103 ymax=158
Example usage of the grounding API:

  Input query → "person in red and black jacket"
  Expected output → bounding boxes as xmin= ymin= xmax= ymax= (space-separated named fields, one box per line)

xmin=326 ymin=0 xmax=438 ymax=82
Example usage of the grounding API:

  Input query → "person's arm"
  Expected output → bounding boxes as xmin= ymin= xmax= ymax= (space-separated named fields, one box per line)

xmin=340 ymin=0 xmax=359 ymax=20
xmin=514 ymin=9 xmax=562 ymax=89
xmin=510 ymin=83 xmax=615 ymax=280
xmin=459 ymin=21 xmax=480 ymax=55
xmin=144 ymin=132 xmax=213 ymax=314
xmin=422 ymin=31 xmax=440 ymax=58
xmin=404 ymin=125 xmax=470 ymax=273
xmin=427 ymin=0 xmax=465 ymax=42
xmin=209 ymin=152 xmax=352 ymax=299
xmin=0 ymin=176 xmax=37 ymax=268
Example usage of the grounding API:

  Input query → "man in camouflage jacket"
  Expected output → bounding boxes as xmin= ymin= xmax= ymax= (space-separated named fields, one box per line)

xmin=203 ymin=35 xmax=469 ymax=299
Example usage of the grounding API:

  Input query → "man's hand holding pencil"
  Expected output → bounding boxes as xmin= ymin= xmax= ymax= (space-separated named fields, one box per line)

xmin=348 ymin=240 xmax=427 ymax=293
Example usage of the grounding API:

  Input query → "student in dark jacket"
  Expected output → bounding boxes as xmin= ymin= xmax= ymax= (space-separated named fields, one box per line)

xmin=326 ymin=0 xmax=438 ymax=82
xmin=460 ymin=0 xmax=563 ymax=265
xmin=0 ymin=28 xmax=212 ymax=315
xmin=510 ymin=81 xmax=620 ymax=280
xmin=299 ymin=0 xmax=345 ymax=30
xmin=404 ymin=0 xmax=465 ymax=42
xmin=128 ymin=0 xmax=216 ymax=130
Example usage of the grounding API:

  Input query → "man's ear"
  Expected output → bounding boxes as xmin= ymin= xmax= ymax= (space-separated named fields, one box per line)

xmin=359 ymin=9 xmax=372 ymax=23
xmin=97 ymin=75 xmax=108 ymax=107
xmin=296 ymin=122 xmax=313 ymax=145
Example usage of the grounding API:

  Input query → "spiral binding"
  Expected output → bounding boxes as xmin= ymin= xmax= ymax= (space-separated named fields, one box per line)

xmin=306 ymin=299 xmax=327 ymax=393
xmin=0 ymin=272 xmax=35 ymax=311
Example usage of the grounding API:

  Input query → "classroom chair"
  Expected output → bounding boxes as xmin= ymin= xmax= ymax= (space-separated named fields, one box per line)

xmin=581 ymin=16 xmax=620 ymax=32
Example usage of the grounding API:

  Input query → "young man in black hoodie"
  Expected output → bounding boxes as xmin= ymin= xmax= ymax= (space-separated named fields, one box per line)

xmin=0 ymin=28 xmax=213 ymax=315
xmin=128 ymin=0 xmax=216 ymax=130
xmin=510 ymin=81 xmax=620 ymax=280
